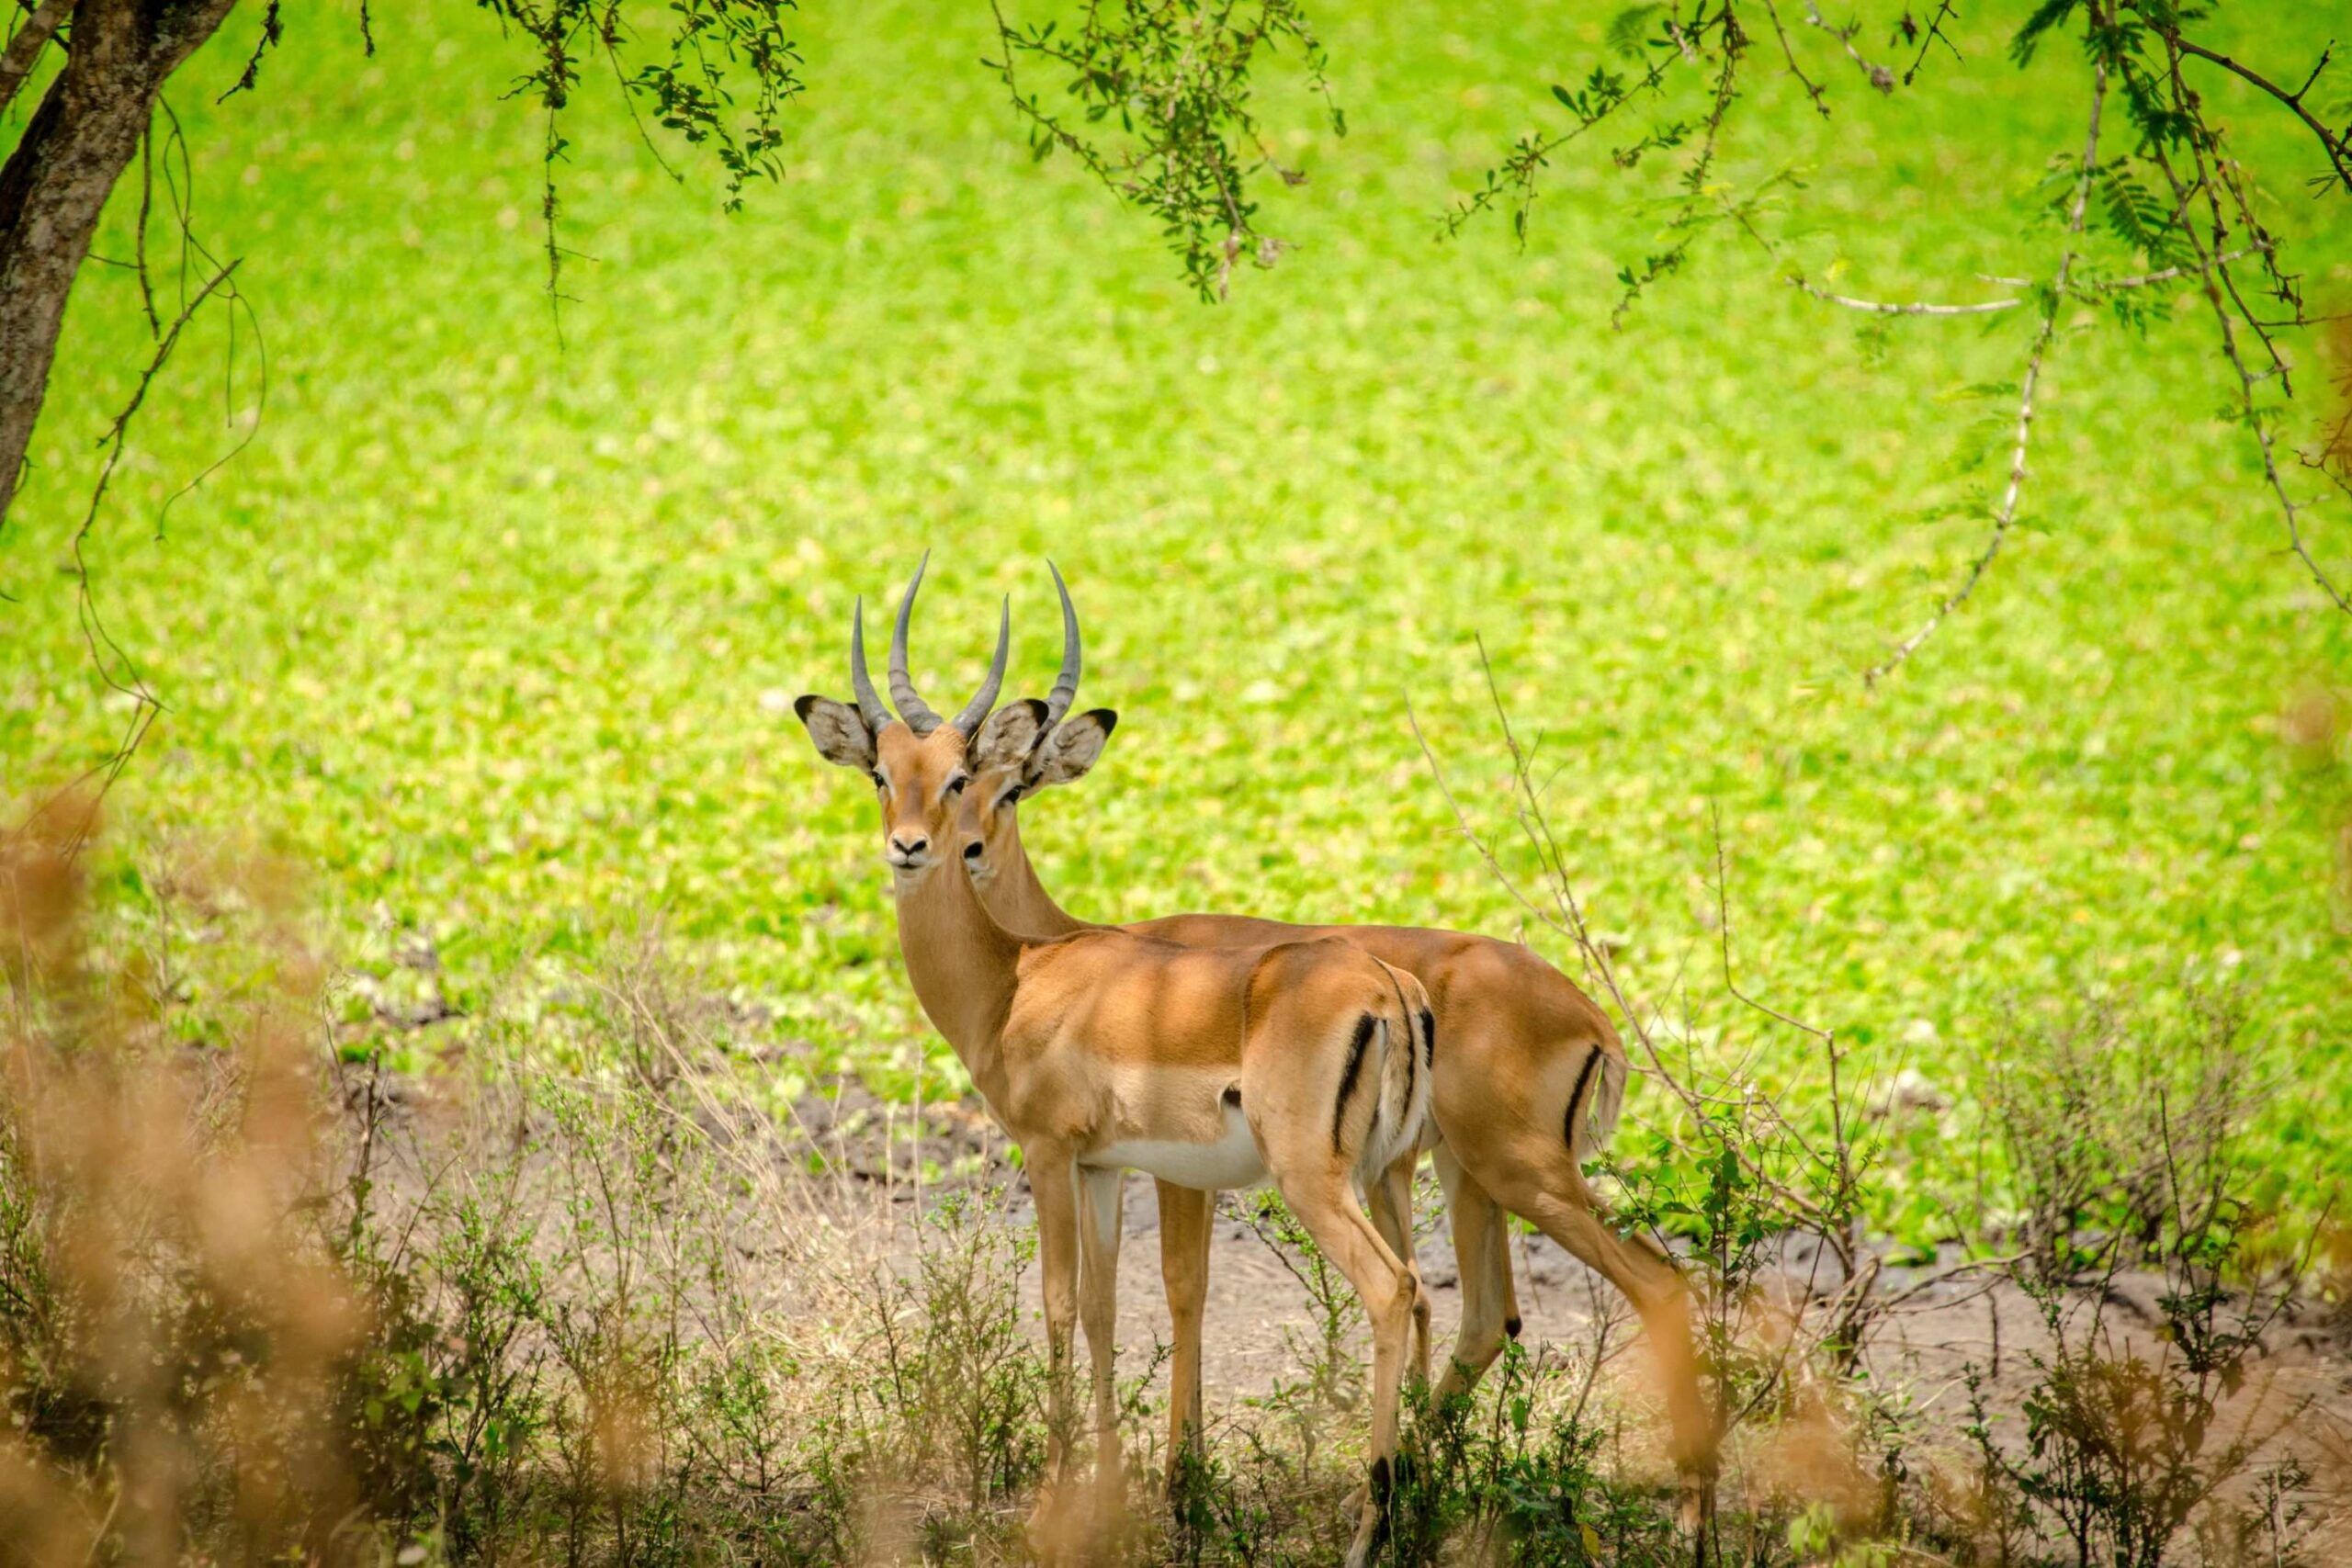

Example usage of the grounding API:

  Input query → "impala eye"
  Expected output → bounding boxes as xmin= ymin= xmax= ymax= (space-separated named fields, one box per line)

xmin=997 ymin=784 xmax=1024 ymax=808
xmin=944 ymin=773 xmax=969 ymax=796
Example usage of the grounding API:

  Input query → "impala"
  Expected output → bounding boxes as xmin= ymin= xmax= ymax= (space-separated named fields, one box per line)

xmin=795 ymin=575 xmax=1435 ymax=1564
xmin=954 ymin=564 xmax=1716 ymax=1480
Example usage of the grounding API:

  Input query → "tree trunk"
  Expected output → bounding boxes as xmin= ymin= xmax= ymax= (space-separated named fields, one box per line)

xmin=0 ymin=0 xmax=236 ymax=526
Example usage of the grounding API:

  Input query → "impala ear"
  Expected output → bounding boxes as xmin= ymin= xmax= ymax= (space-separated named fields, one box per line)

xmin=1026 ymin=708 xmax=1117 ymax=791
xmin=972 ymin=699 xmax=1050 ymax=772
xmin=794 ymin=694 xmax=877 ymax=773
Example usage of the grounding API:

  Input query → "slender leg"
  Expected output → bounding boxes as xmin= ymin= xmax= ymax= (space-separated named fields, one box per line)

xmin=1272 ymin=1170 xmax=1419 ymax=1568
xmin=1154 ymin=1179 xmax=1213 ymax=1483
xmin=1488 ymin=1168 xmax=1714 ymax=1479
xmin=1077 ymin=1164 xmax=1126 ymax=1513
xmin=1369 ymin=1153 xmax=1430 ymax=1390
xmin=1027 ymin=1147 xmax=1083 ymax=1488
xmin=1431 ymin=1145 xmax=1516 ymax=1401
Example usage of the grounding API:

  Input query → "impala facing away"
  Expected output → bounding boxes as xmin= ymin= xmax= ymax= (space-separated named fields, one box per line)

xmin=795 ymin=582 xmax=1435 ymax=1565
xmin=955 ymin=564 xmax=1716 ymax=1480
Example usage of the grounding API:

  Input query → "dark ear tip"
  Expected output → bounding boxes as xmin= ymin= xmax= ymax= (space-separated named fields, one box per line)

xmin=1089 ymin=708 xmax=1118 ymax=736
xmin=792 ymin=694 xmax=823 ymax=722
xmin=1022 ymin=697 xmax=1049 ymax=724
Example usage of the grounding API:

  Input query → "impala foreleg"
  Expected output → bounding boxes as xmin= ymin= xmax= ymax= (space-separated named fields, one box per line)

xmin=1026 ymin=1149 xmax=1084 ymax=1487
xmin=1153 ymin=1179 xmax=1212 ymax=1487
xmin=1076 ymin=1165 xmax=1126 ymax=1513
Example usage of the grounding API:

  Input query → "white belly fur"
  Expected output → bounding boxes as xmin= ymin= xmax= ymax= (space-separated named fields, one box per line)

xmin=1087 ymin=1100 xmax=1267 ymax=1191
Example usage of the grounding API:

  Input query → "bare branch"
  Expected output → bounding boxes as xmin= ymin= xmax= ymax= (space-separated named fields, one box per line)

xmin=1792 ymin=279 xmax=2018 ymax=316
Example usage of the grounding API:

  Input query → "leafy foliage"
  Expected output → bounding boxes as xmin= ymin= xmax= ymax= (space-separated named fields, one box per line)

xmin=986 ymin=0 xmax=1341 ymax=299
xmin=469 ymin=0 xmax=804 ymax=311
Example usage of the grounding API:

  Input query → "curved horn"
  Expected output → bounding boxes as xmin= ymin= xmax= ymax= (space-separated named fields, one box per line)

xmin=950 ymin=596 xmax=1011 ymax=739
xmin=850 ymin=598 xmax=895 ymax=732
xmin=1044 ymin=560 xmax=1081 ymax=728
xmin=888 ymin=550 xmax=947 ymax=735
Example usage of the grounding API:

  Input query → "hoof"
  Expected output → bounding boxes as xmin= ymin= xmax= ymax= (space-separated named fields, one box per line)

xmin=1675 ymin=1470 xmax=1716 ymax=1536
xmin=1341 ymin=1456 xmax=1393 ymax=1568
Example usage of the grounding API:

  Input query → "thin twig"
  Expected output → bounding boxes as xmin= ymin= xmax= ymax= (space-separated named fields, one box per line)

xmin=1803 ymin=1 xmax=1895 ymax=93
xmin=2144 ymin=38 xmax=2351 ymax=615
xmin=1757 ymin=0 xmax=1828 ymax=117
xmin=2154 ymin=27 xmax=2352 ymax=197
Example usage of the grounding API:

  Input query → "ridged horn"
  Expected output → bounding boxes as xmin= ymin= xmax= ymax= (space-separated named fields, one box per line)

xmin=888 ymin=550 xmax=947 ymax=735
xmin=949 ymin=596 xmax=1011 ymax=739
xmin=1044 ymin=560 xmax=1081 ymax=728
xmin=849 ymin=598 xmax=894 ymax=732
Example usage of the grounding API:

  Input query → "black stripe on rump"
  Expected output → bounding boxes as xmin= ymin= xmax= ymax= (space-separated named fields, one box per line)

xmin=1333 ymin=1012 xmax=1378 ymax=1152
xmin=1419 ymin=1007 xmax=1436 ymax=1070
xmin=1562 ymin=1046 xmax=1601 ymax=1153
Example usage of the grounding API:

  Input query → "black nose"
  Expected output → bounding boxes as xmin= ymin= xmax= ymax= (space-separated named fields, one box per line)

xmin=963 ymin=841 xmax=984 ymax=861
xmin=889 ymin=833 xmax=929 ymax=858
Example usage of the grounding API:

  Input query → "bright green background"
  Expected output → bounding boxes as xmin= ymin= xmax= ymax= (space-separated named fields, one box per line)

xmin=4 ymin=4 xmax=2347 ymax=1207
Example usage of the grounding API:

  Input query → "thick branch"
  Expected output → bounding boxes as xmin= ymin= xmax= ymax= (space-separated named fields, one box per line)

xmin=0 ymin=0 xmax=238 ymax=530
xmin=0 ymin=0 xmax=74 ymax=115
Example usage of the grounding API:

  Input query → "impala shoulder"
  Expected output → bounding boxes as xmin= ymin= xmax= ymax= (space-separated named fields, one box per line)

xmin=1013 ymin=925 xmax=1125 ymax=974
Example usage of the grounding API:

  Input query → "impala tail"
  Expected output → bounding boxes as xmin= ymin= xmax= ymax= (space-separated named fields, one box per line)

xmin=1358 ymin=961 xmax=1434 ymax=1181
xmin=1564 ymin=1028 xmax=1629 ymax=1165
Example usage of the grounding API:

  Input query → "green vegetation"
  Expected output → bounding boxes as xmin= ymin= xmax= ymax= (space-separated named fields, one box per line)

xmin=3 ymin=0 xmax=2346 ymax=1219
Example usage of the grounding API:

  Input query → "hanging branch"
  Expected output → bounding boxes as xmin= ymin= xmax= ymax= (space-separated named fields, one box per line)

xmin=52 ymin=259 xmax=245 ymax=858
xmin=1864 ymin=61 xmax=2109 ymax=685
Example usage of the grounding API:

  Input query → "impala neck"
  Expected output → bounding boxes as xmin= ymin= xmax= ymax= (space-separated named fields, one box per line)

xmin=891 ymin=853 xmax=1025 ymax=1096
xmin=982 ymin=809 xmax=1092 ymax=939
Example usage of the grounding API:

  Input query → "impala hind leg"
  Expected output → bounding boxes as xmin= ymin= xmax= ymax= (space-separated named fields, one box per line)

xmin=1367 ymin=1153 xmax=1431 ymax=1390
xmin=1430 ymin=1144 xmax=1518 ymax=1402
xmin=1271 ymin=1170 xmax=1419 ymax=1568
xmin=1153 ymin=1179 xmax=1213 ymax=1489
xmin=1077 ymin=1166 xmax=1127 ymax=1516
xmin=1484 ymin=1158 xmax=1715 ymax=1480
